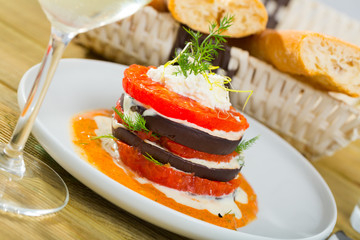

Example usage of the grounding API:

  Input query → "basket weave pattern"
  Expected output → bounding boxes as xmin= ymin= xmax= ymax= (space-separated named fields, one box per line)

xmin=75 ymin=7 xmax=179 ymax=66
xmin=228 ymin=48 xmax=360 ymax=159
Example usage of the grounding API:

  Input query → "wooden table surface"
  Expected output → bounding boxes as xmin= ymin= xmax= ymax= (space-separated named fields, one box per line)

xmin=0 ymin=0 xmax=359 ymax=239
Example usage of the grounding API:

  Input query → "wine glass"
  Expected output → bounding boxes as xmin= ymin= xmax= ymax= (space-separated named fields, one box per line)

xmin=0 ymin=0 xmax=150 ymax=216
xmin=351 ymin=199 xmax=360 ymax=233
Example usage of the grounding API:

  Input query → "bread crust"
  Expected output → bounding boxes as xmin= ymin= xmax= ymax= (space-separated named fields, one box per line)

xmin=231 ymin=30 xmax=360 ymax=97
xmin=148 ymin=0 xmax=168 ymax=12
xmin=168 ymin=0 xmax=268 ymax=38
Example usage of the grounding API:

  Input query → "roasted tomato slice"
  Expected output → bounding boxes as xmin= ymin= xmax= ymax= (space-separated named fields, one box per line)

xmin=122 ymin=64 xmax=249 ymax=132
xmin=117 ymin=140 xmax=241 ymax=197
xmin=160 ymin=137 xmax=238 ymax=163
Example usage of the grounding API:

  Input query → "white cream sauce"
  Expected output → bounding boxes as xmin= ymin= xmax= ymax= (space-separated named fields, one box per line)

xmin=147 ymin=65 xmax=231 ymax=111
xmin=136 ymin=176 xmax=247 ymax=219
xmin=94 ymin=116 xmax=127 ymax=172
xmin=122 ymin=93 xmax=140 ymax=122
xmin=94 ymin=116 xmax=119 ymax=161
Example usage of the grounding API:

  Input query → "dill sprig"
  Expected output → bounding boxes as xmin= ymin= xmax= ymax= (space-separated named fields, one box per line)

xmin=175 ymin=15 xmax=234 ymax=77
xmin=235 ymin=136 xmax=259 ymax=153
xmin=113 ymin=107 xmax=149 ymax=133
xmin=143 ymin=153 xmax=163 ymax=166
xmin=90 ymin=134 xmax=116 ymax=140
xmin=235 ymin=136 xmax=259 ymax=166
xmin=164 ymin=16 xmax=254 ymax=110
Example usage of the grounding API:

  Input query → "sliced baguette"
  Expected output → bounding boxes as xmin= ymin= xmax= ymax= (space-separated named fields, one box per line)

xmin=231 ymin=29 xmax=360 ymax=97
xmin=168 ymin=0 xmax=268 ymax=38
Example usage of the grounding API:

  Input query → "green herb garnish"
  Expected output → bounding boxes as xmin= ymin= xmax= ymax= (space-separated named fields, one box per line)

xmin=219 ymin=210 xmax=235 ymax=218
xmin=113 ymin=107 xmax=149 ymax=133
xmin=164 ymin=15 xmax=253 ymax=110
xmin=235 ymin=136 xmax=259 ymax=153
xmin=90 ymin=134 xmax=116 ymax=140
xmin=234 ymin=135 xmax=259 ymax=166
xmin=237 ymin=156 xmax=245 ymax=167
xmin=224 ymin=210 xmax=234 ymax=216
xmin=174 ymin=15 xmax=233 ymax=77
xmin=143 ymin=153 xmax=164 ymax=166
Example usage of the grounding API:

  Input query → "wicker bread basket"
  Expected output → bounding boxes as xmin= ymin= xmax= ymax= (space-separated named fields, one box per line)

xmin=264 ymin=0 xmax=360 ymax=46
xmin=75 ymin=7 xmax=179 ymax=66
xmin=75 ymin=2 xmax=360 ymax=160
xmin=228 ymin=48 xmax=360 ymax=160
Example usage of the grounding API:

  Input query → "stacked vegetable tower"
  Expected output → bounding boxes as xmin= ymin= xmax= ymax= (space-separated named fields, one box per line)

xmin=112 ymin=17 xmax=255 ymax=199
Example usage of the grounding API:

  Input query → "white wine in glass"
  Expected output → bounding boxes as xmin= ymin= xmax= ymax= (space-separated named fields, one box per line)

xmin=0 ymin=0 xmax=150 ymax=216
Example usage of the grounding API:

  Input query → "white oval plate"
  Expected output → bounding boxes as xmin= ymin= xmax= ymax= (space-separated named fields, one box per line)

xmin=17 ymin=59 xmax=336 ymax=240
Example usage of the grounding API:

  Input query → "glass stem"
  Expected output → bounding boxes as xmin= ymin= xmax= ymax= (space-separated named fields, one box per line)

xmin=0 ymin=28 xmax=74 ymax=176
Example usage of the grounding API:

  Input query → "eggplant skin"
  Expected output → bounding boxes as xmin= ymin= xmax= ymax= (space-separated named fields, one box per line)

xmin=112 ymin=125 xmax=242 ymax=182
xmin=144 ymin=115 xmax=242 ymax=155
xmin=120 ymin=94 xmax=242 ymax=155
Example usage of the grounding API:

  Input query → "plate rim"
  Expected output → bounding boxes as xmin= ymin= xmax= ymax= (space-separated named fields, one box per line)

xmin=17 ymin=58 xmax=337 ymax=240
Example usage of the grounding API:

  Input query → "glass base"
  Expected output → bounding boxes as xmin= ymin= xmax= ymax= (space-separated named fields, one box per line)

xmin=0 ymin=143 xmax=69 ymax=216
xmin=350 ymin=200 xmax=360 ymax=233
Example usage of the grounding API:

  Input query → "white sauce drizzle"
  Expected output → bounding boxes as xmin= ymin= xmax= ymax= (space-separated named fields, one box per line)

xmin=122 ymin=94 xmax=140 ymax=122
xmin=93 ymin=116 xmax=127 ymax=172
xmin=235 ymin=187 xmax=248 ymax=204
xmin=136 ymin=176 xmax=247 ymax=219
xmin=94 ymin=116 xmax=119 ymax=161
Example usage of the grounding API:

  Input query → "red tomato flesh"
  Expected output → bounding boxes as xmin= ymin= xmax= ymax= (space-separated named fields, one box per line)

xmin=117 ymin=140 xmax=241 ymax=196
xmin=160 ymin=137 xmax=238 ymax=163
xmin=122 ymin=64 xmax=249 ymax=132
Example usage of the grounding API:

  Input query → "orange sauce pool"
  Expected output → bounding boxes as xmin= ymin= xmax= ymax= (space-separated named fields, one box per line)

xmin=71 ymin=109 xmax=258 ymax=230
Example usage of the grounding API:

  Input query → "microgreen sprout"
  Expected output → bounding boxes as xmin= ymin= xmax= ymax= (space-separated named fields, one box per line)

xmin=113 ymin=107 xmax=149 ymax=133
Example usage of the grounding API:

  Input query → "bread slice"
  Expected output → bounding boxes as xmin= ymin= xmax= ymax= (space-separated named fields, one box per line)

xmin=168 ymin=0 xmax=268 ymax=38
xmin=230 ymin=30 xmax=360 ymax=97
